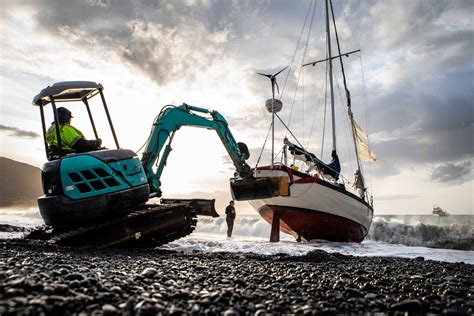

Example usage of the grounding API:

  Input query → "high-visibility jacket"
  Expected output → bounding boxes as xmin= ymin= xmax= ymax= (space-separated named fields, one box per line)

xmin=46 ymin=124 xmax=85 ymax=151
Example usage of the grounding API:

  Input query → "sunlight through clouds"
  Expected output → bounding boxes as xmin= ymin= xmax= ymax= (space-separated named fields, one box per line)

xmin=0 ymin=0 xmax=472 ymax=214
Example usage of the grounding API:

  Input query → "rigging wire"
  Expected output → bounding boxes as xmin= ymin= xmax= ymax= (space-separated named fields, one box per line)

xmin=336 ymin=0 xmax=374 ymax=198
xmin=333 ymin=67 xmax=355 ymax=174
xmin=275 ymin=112 xmax=349 ymax=183
xmin=329 ymin=0 xmax=365 ymax=185
xmin=359 ymin=53 xmax=374 ymax=197
xmin=335 ymin=0 xmax=361 ymax=49
xmin=302 ymin=65 xmax=305 ymax=144
xmin=320 ymin=50 xmax=329 ymax=158
xmin=279 ymin=0 xmax=315 ymax=100
xmin=285 ymin=0 xmax=318 ymax=136
xmin=305 ymin=61 xmax=327 ymax=149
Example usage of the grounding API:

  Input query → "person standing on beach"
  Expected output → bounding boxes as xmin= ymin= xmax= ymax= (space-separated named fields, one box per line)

xmin=225 ymin=200 xmax=236 ymax=238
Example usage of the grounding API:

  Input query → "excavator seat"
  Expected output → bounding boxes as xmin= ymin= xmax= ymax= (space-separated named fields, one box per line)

xmin=47 ymin=145 xmax=76 ymax=161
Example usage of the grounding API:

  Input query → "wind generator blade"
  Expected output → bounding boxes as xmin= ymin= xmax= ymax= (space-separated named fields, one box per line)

xmin=257 ymin=73 xmax=272 ymax=78
xmin=274 ymin=65 xmax=289 ymax=76
xmin=275 ymin=80 xmax=280 ymax=95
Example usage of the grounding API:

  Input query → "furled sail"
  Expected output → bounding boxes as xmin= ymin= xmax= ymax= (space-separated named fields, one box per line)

xmin=353 ymin=121 xmax=377 ymax=162
xmin=284 ymin=138 xmax=340 ymax=179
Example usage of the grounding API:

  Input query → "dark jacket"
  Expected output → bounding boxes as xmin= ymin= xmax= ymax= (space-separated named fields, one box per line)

xmin=225 ymin=205 xmax=236 ymax=221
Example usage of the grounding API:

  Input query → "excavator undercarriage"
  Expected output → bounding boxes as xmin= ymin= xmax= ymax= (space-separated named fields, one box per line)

xmin=25 ymin=202 xmax=203 ymax=248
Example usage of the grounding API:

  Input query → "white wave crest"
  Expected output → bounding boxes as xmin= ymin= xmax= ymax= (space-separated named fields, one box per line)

xmin=195 ymin=217 xmax=274 ymax=239
xmin=367 ymin=217 xmax=474 ymax=250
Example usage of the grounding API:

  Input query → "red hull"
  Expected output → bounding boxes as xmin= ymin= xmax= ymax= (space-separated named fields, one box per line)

xmin=258 ymin=205 xmax=367 ymax=242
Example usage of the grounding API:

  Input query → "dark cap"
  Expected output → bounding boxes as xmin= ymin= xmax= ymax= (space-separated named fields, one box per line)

xmin=57 ymin=107 xmax=73 ymax=123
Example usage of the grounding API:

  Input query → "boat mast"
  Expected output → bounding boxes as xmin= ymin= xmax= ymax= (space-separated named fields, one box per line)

xmin=329 ymin=0 xmax=367 ymax=199
xmin=271 ymin=84 xmax=275 ymax=167
xmin=328 ymin=0 xmax=362 ymax=173
xmin=257 ymin=67 xmax=288 ymax=167
xmin=325 ymin=0 xmax=336 ymax=152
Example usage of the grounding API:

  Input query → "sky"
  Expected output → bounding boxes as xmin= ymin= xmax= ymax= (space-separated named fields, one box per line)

xmin=0 ymin=0 xmax=472 ymax=215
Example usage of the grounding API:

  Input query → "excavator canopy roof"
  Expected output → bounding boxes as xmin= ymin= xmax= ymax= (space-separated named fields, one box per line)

xmin=32 ymin=81 xmax=103 ymax=106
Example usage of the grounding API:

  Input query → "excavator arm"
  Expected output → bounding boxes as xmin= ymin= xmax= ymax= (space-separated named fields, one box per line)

xmin=141 ymin=104 xmax=254 ymax=197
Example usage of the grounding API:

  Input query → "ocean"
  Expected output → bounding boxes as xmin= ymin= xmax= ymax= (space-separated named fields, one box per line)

xmin=1 ymin=210 xmax=473 ymax=264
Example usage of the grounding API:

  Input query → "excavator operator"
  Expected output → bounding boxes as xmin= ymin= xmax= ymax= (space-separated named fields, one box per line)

xmin=46 ymin=107 xmax=102 ymax=154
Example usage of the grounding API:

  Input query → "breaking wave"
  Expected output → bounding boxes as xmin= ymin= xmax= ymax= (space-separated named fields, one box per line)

xmin=195 ymin=217 xmax=273 ymax=239
xmin=196 ymin=216 xmax=474 ymax=250
xmin=367 ymin=217 xmax=474 ymax=251
xmin=1 ymin=211 xmax=472 ymax=251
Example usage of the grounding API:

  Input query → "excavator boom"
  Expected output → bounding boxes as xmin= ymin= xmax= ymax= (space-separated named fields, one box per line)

xmin=140 ymin=103 xmax=271 ymax=200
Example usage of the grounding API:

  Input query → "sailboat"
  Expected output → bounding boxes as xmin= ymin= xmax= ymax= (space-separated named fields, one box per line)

xmin=247 ymin=0 xmax=377 ymax=243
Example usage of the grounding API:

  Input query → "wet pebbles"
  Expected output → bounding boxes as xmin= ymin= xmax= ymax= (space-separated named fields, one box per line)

xmin=1 ymin=239 xmax=472 ymax=315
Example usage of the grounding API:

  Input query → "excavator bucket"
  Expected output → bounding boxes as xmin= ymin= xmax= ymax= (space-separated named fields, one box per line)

xmin=230 ymin=177 xmax=291 ymax=201
xmin=160 ymin=198 xmax=219 ymax=217
xmin=230 ymin=177 xmax=271 ymax=201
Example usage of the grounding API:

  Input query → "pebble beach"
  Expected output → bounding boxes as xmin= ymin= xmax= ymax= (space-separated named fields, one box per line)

xmin=1 ymin=239 xmax=473 ymax=315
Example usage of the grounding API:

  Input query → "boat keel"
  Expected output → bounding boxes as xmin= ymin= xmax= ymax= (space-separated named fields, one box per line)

xmin=270 ymin=212 xmax=280 ymax=242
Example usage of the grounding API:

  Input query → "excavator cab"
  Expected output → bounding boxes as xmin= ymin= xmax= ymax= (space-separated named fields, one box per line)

xmin=33 ymin=81 xmax=150 ymax=227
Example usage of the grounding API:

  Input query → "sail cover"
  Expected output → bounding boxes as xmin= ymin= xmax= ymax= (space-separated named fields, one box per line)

xmin=353 ymin=121 xmax=378 ymax=162
xmin=284 ymin=139 xmax=340 ymax=179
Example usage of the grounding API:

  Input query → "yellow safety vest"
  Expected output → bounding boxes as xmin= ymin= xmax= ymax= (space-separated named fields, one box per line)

xmin=46 ymin=124 xmax=85 ymax=151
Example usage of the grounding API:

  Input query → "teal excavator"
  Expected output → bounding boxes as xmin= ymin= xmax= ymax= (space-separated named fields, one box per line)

xmin=27 ymin=81 xmax=276 ymax=247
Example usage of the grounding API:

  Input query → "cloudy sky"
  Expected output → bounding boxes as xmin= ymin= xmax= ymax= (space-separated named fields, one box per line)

xmin=0 ymin=0 xmax=472 ymax=215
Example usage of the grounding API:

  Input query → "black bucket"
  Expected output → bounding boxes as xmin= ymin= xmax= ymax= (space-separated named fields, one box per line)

xmin=230 ymin=177 xmax=274 ymax=201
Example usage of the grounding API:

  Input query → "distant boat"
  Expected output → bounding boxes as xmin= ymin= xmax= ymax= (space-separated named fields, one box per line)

xmin=247 ymin=0 xmax=376 ymax=243
xmin=432 ymin=206 xmax=449 ymax=217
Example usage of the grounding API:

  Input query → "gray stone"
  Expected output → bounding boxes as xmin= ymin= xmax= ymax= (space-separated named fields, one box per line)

xmin=390 ymin=299 xmax=423 ymax=312
xmin=102 ymin=304 xmax=118 ymax=316
xmin=223 ymin=308 xmax=239 ymax=316
xmin=141 ymin=267 xmax=158 ymax=278
xmin=64 ymin=273 xmax=86 ymax=281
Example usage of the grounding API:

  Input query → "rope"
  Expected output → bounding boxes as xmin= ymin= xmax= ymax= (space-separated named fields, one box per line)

xmin=254 ymin=122 xmax=273 ymax=169
xmin=275 ymin=113 xmax=344 ymax=180
xmin=136 ymin=105 xmax=175 ymax=154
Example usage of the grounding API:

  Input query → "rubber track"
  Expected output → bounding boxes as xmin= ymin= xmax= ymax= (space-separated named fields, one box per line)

xmin=25 ymin=204 xmax=197 ymax=248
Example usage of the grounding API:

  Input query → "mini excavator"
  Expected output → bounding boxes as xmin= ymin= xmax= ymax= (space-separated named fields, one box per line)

xmin=26 ymin=81 xmax=276 ymax=247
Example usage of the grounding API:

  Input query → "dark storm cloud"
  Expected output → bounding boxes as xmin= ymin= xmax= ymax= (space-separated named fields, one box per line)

xmin=9 ymin=0 xmax=472 ymax=179
xmin=334 ymin=0 xmax=474 ymax=174
xmin=369 ymin=68 xmax=474 ymax=165
xmin=27 ymin=0 xmax=270 ymax=86
xmin=233 ymin=0 xmax=474 ymax=177
xmin=0 ymin=125 xmax=40 ymax=139
xmin=430 ymin=161 xmax=472 ymax=184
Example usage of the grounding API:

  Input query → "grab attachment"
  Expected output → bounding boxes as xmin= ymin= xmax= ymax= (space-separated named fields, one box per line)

xmin=160 ymin=198 xmax=219 ymax=217
xmin=230 ymin=176 xmax=290 ymax=201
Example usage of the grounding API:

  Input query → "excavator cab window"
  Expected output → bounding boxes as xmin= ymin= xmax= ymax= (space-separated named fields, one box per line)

xmin=33 ymin=81 xmax=121 ymax=161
